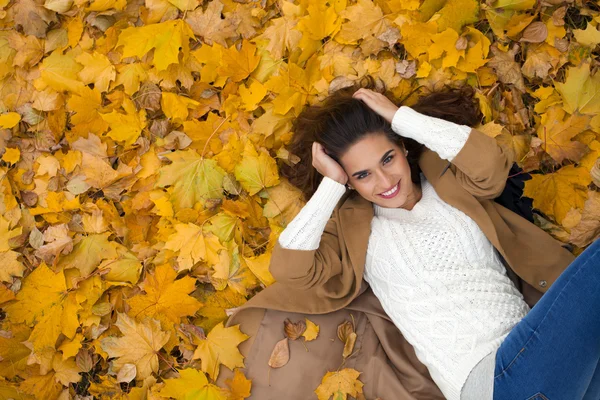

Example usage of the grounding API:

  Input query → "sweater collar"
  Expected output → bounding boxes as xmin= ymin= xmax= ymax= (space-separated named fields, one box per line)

xmin=373 ymin=173 xmax=435 ymax=218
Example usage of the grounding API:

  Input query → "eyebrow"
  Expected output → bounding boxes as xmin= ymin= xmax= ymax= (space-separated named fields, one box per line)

xmin=351 ymin=149 xmax=395 ymax=177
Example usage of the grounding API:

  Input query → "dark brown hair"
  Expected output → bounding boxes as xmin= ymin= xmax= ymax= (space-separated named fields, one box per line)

xmin=280 ymin=76 xmax=482 ymax=201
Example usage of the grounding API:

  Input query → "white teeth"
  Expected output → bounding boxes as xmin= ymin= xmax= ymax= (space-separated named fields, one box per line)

xmin=381 ymin=183 xmax=398 ymax=196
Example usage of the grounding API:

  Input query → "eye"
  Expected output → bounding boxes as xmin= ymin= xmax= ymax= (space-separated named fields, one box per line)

xmin=357 ymin=173 xmax=368 ymax=180
xmin=383 ymin=155 xmax=393 ymax=164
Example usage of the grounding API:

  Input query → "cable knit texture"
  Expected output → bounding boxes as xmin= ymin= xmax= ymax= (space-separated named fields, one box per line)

xmin=368 ymin=174 xmax=529 ymax=399
xmin=392 ymin=105 xmax=471 ymax=161
xmin=277 ymin=176 xmax=346 ymax=250
xmin=276 ymin=106 xmax=529 ymax=398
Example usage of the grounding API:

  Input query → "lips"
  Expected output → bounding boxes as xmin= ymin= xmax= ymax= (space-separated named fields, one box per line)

xmin=378 ymin=181 xmax=400 ymax=199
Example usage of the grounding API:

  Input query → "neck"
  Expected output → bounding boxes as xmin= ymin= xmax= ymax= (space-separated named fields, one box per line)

xmin=400 ymin=181 xmax=423 ymax=211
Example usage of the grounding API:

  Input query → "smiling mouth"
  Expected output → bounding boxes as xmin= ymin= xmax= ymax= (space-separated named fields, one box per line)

xmin=378 ymin=181 xmax=400 ymax=198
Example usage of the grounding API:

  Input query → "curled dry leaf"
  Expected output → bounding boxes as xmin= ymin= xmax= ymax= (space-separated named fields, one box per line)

xmin=343 ymin=332 xmax=357 ymax=360
xmin=337 ymin=319 xmax=357 ymax=359
xmin=337 ymin=320 xmax=355 ymax=342
xmin=268 ymin=337 xmax=289 ymax=368
xmin=283 ymin=318 xmax=306 ymax=340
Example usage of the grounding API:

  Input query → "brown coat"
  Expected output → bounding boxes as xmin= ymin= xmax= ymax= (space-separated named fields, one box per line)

xmin=217 ymin=128 xmax=576 ymax=399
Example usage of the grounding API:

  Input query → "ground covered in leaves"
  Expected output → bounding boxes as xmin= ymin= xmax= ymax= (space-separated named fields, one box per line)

xmin=0 ymin=0 xmax=599 ymax=399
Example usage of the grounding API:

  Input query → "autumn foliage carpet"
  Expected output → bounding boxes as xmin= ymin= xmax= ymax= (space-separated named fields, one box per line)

xmin=0 ymin=0 xmax=599 ymax=399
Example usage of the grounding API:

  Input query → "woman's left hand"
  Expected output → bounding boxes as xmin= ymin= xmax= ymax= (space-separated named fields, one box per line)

xmin=352 ymin=88 xmax=399 ymax=124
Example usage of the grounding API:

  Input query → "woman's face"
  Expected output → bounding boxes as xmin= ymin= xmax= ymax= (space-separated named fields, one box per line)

xmin=339 ymin=133 xmax=421 ymax=210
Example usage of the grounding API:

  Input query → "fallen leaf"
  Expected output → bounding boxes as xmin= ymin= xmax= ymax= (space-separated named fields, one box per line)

xmin=315 ymin=368 xmax=364 ymax=400
xmin=268 ymin=337 xmax=289 ymax=369
xmin=283 ymin=318 xmax=306 ymax=340
xmin=302 ymin=318 xmax=320 ymax=342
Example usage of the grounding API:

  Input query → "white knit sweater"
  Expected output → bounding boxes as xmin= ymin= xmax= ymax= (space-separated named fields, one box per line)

xmin=277 ymin=106 xmax=530 ymax=400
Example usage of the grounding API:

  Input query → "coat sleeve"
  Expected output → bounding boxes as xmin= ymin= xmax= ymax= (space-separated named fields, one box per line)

xmin=269 ymin=210 xmax=347 ymax=292
xmin=391 ymin=106 xmax=514 ymax=200
xmin=448 ymin=127 xmax=515 ymax=200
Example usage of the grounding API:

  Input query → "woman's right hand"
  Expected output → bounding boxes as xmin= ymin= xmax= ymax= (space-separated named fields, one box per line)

xmin=312 ymin=142 xmax=349 ymax=186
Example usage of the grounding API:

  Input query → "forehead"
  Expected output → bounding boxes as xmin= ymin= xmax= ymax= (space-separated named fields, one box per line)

xmin=340 ymin=133 xmax=400 ymax=171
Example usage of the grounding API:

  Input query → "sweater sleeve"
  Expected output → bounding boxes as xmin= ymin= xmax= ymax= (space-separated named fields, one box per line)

xmin=277 ymin=176 xmax=347 ymax=251
xmin=391 ymin=105 xmax=472 ymax=162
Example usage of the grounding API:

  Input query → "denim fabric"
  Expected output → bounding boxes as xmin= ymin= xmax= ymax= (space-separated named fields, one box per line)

xmin=493 ymin=238 xmax=600 ymax=400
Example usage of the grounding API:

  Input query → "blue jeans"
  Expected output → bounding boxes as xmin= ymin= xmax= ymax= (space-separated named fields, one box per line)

xmin=493 ymin=238 xmax=600 ymax=400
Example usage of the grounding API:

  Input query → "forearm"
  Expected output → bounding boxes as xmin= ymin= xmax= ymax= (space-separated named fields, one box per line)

xmin=391 ymin=106 xmax=472 ymax=162
xmin=277 ymin=176 xmax=346 ymax=250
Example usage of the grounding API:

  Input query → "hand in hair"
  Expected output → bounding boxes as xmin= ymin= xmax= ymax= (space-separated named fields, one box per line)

xmin=312 ymin=142 xmax=349 ymax=186
xmin=352 ymin=88 xmax=399 ymax=124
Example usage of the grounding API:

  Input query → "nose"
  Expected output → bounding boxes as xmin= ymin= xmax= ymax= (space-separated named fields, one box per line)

xmin=375 ymin=170 xmax=394 ymax=191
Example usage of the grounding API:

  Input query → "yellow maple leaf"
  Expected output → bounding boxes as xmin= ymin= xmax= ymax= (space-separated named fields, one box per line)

xmin=455 ymin=26 xmax=491 ymax=73
xmin=161 ymin=92 xmax=200 ymax=124
xmin=217 ymin=40 xmax=260 ymax=83
xmin=75 ymin=51 xmax=116 ymax=93
xmin=255 ymin=16 xmax=302 ymax=60
xmin=210 ymin=241 xmax=258 ymax=296
xmin=114 ymin=63 xmax=149 ymax=96
xmin=164 ymin=223 xmax=208 ymax=271
xmin=296 ymin=3 xmax=341 ymax=42
xmin=555 ymin=61 xmax=600 ymax=115
xmin=225 ymin=368 xmax=252 ymax=400
xmin=52 ymin=352 xmax=82 ymax=385
xmin=0 ymin=283 xmax=15 ymax=305
xmin=101 ymin=98 xmax=147 ymax=146
xmin=431 ymin=0 xmax=479 ymax=33
xmin=234 ymin=141 xmax=280 ymax=196
xmin=573 ymin=21 xmax=600 ymax=47
xmin=242 ymin=253 xmax=275 ymax=287
xmin=238 ymin=81 xmax=267 ymax=112
xmin=128 ymin=263 xmax=202 ymax=325
xmin=66 ymin=87 xmax=109 ymax=138
xmin=537 ymin=106 xmax=590 ymax=163
xmin=400 ymin=21 xmax=438 ymax=58
xmin=36 ymin=50 xmax=85 ymax=95
xmin=192 ymin=321 xmax=249 ymax=380
xmin=335 ymin=0 xmax=387 ymax=45
xmin=117 ymin=19 xmax=195 ymax=71
xmin=184 ymin=0 xmax=237 ymax=48
xmin=315 ymin=368 xmax=364 ymax=400
xmin=158 ymin=368 xmax=228 ymax=400
xmin=196 ymin=287 xmax=247 ymax=332
xmin=18 ymin=372 xmax=63 ymax=399
xmin=192 ymin=43 xmax=226 ymax=85
xmin=0 ymin=250 xmax=25 ymax=283
xmin=429 ymin=28 xmax=464 ymax=69
xmin=100 ymin=313 xmax=171 ymax=380
xmin=156 ymin=150 xmax=226 ymax=210
xmin=57 ymin=232 xmax=118 ymax=276
xmin=523 ymin=165 xmax=591 ymax=224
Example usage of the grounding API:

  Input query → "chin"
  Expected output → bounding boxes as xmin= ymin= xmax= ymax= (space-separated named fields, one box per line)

xmin=373 ymin=194 xmax=406 ymax=208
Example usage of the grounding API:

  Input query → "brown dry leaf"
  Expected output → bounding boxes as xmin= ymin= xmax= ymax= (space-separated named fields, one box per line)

xmin=283 ymin=318 xmax=306 ymax=340
xmin=268 ymin=338 xmax=289 ymax=368
xmin=486 ymin=43 xmax=526 ymax=92
xmin=337 ymin=319 xmax=357 ymax=359
xmin=569 ymin=191 xmax=600 ymax=247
